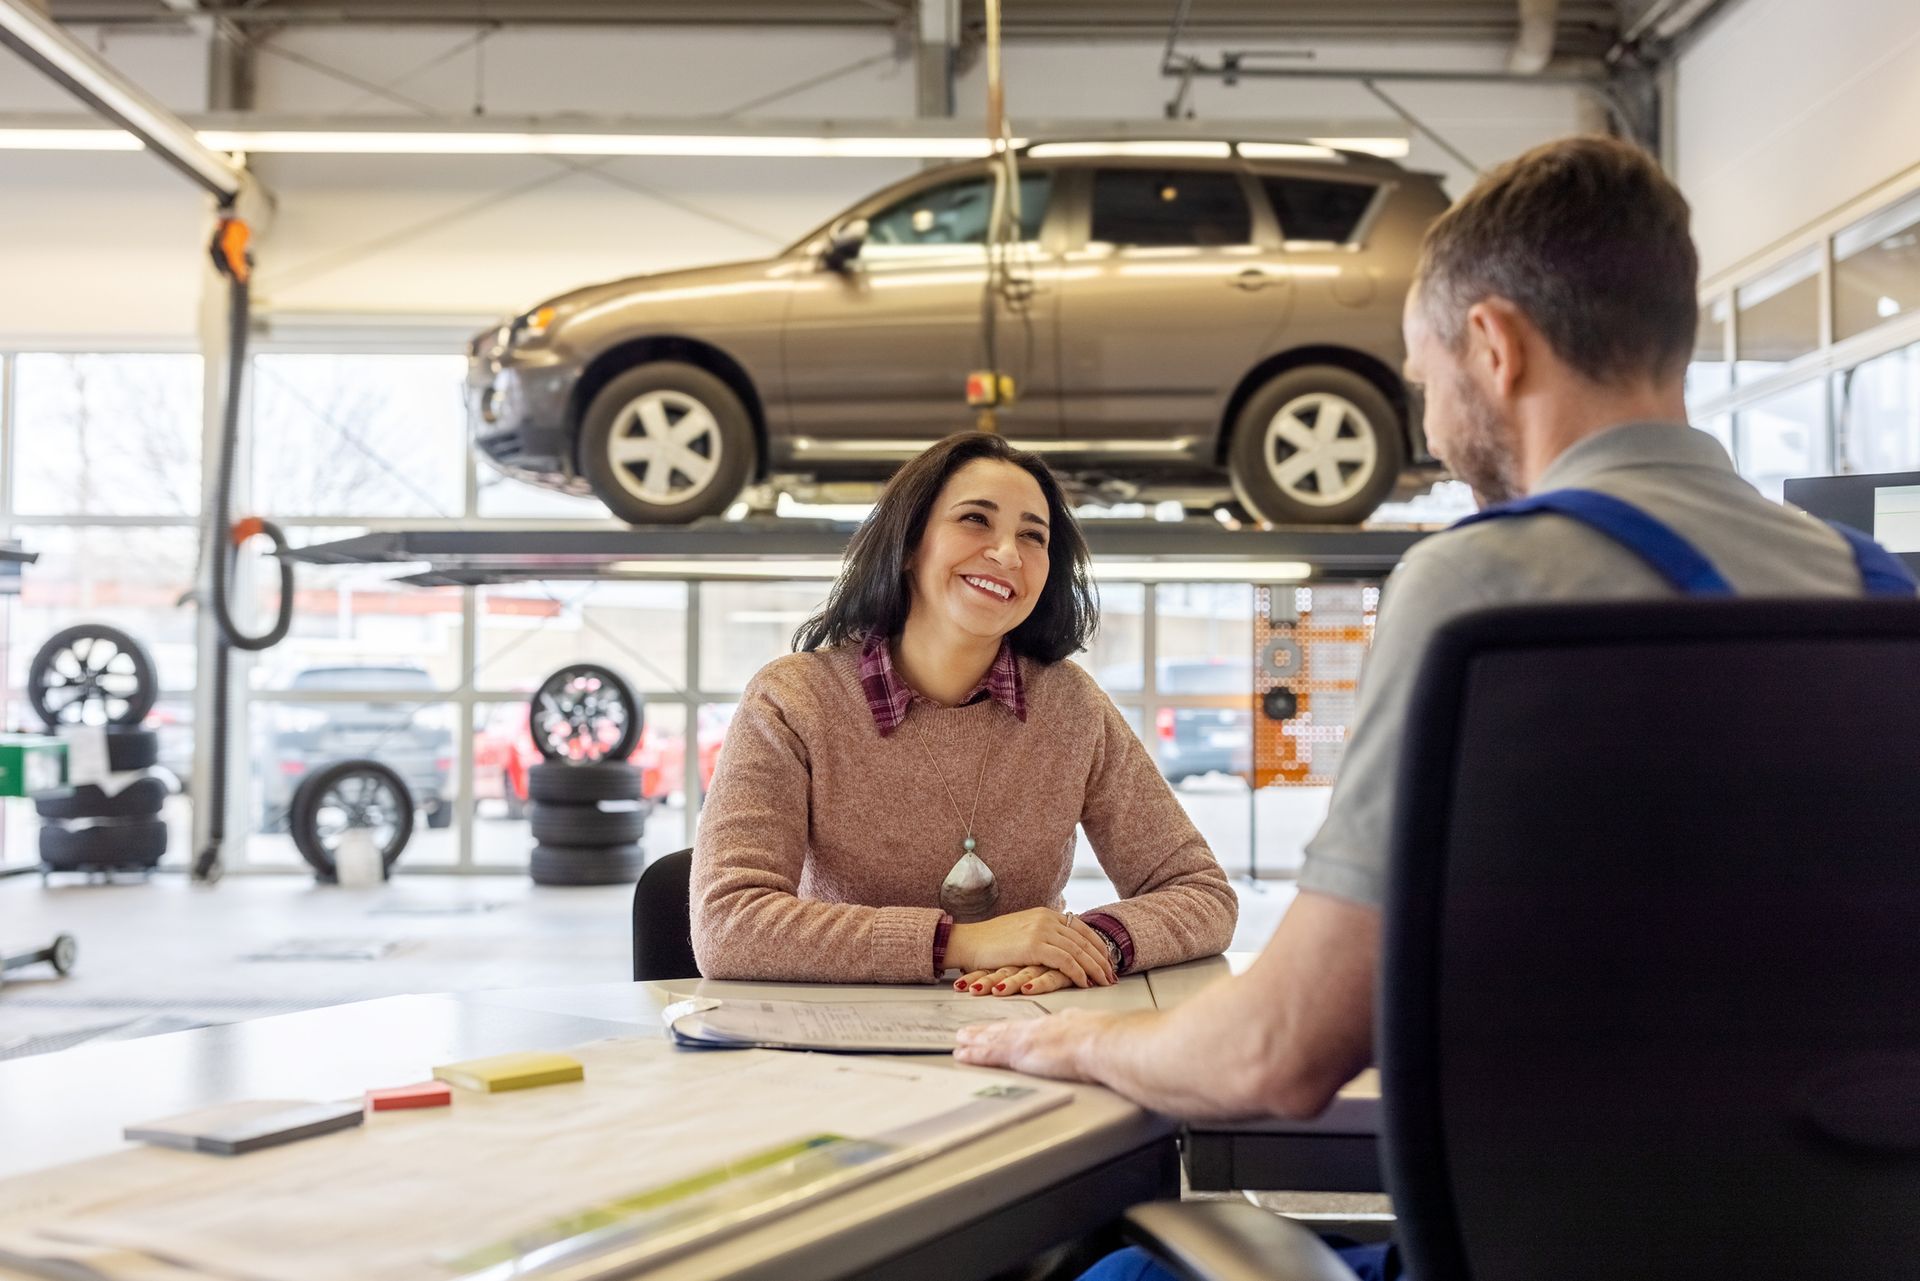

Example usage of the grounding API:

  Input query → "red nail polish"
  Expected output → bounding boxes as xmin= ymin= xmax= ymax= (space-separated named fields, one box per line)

xmin=972 ymin=984 xmax=984 ymax=992
xmin=993 ymin=983 xmax=1005 ymax=991
xmin=1022 ymin=984 xmax=1033 ymax=992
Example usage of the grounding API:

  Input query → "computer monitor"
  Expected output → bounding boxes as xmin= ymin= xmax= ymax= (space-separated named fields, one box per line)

xmin=1783 ymin=471 xmax=1920 ymax=573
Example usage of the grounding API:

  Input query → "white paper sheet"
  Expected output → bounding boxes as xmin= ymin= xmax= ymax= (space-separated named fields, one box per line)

xmin=0 ymin=1038 xmax=1069 ymax=1281
xmin=664 ymin=997 xmax=1047 ymax=1051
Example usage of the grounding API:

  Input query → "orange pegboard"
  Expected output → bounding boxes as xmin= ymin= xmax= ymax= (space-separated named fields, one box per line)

xmin=1253 ymin=582 xmax=1380 ymax=788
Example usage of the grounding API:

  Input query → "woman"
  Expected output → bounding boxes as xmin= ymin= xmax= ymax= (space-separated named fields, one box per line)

xmin=692 ymin=432 xmax=1236 ymax=993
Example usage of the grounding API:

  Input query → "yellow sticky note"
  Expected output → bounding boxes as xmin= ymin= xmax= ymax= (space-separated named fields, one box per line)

xmin=432 ymin=1051 xmax=584 ymax=1093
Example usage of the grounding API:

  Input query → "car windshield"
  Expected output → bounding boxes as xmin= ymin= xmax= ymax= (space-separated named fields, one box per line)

xmin=290 ymin=667 xmax=435 ymax=692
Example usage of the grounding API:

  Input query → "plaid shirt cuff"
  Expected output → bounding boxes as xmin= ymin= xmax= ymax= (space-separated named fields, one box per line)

xmin=1079 ymin=912 xmax=1135 ymax=975
xmin=932 ymin=912 xmax=955 ymax=978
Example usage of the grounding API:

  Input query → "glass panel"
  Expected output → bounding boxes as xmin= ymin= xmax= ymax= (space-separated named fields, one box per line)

xmin=1260 ymin=176 xmax=1376 ymax=243
xmin=1091 ymin=170 xmax=1252 ymax=248
xmin=1153 ymin=583 xmax=1253 ymax=687
xmin=1697 ymin=414 xmax=1733 ymax=451
xmin=1074 ymin=582 xmax=1145 ymax=692
xmin=476 ymin=467 xmax=611 ymax=519
xmin=1834 ymin=188 xmax=1920 ymax=342
xmin=1686 ymin=295 xmax=1732 ymax=405
xmin=476 ymin=581 xmax=688 ymax=695
xmin=866 ymin=172 xmax=1051 ymax=248
xmin=1835 ymin=343 xmax=1920 ymax=474
xmin=250 ymin=529 xmax=464 ymax=692
xmin=1735 ymin=379 xmax=1827 ymax=500
xmin=12 ymin=354 xmax=201 ymax=516
xmin=1254 ymin=785 xmax=1331 ymax=878
xmin=250 ymin=354 xmax=466 ymax=519
xmin=1736 ymin=247 xmax=1821 ymax=381
xmin=8 ymin=526 xmax=199 ymax=695
xmin=697 ymin=581 xmax=832 ymax=693
xmin=245 ymin=698 xmax=459 ymax=869
xmin=470 ymin=699 xmax=687 ymax=868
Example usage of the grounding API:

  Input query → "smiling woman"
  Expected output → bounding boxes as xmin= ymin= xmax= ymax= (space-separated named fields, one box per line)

xmin=691 ymin=432 xmax=1238 ymax=993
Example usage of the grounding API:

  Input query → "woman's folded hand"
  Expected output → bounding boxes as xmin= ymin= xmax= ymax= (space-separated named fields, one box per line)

xmin=946 ymin=907 xmax=1117 ymax=989
xmin=953 ymin=965 xmax=1077 ymax=996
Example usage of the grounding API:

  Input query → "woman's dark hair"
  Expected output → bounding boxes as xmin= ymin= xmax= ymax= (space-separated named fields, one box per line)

xmin=794 ymin=431 xmax=1098 ymax=663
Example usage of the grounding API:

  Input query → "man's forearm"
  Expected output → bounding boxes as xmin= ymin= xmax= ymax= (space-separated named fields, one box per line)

xmin=1078 ymin=984 xmax=1295 ymax=1120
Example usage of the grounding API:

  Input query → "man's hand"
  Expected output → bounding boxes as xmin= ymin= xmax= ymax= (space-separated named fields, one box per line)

xmin=954 ymin=1008 xmax=1127 ymax=1081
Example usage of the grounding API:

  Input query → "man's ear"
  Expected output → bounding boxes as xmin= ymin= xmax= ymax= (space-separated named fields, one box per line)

xmin=1465 ymin=298 xmax=1529 ymax=400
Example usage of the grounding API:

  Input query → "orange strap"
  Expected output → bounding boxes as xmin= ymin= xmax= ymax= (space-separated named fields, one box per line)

xmin=212 ymin=218 xmax=252 ymax=284
xmin=231 ymin=516 xmax=266 ymax=545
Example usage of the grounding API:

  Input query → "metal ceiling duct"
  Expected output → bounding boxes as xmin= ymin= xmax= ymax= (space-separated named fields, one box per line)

xmin=1509 ymin=0 xmax=1561 ymax=73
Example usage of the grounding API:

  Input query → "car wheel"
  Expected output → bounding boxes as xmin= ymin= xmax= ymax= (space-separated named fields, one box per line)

xmin=28 ymin=624 xmax=159 ymax=729
xmin=527 ymin=801 xmax=646 ymax=846
xmin=529 ymin=842 xmax=645 ymax=887
xmin=290 ymin=759 xmax=414 ymax=882
xmin=425 ymin=801 xmax=454 ymax=830
xmin=527 ymin=760 xmax=642 ymax=804
xmin=1228 ymin=366 xmax=1405 ymax=526
xmin=529 ymin=664 xmax=643 ymax=763
xmin=579 ymin=362 xmax=755 ymax=525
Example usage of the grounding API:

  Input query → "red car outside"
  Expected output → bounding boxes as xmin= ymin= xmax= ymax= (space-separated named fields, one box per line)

xmin=472 ymin=702 xmax=720 ymax=818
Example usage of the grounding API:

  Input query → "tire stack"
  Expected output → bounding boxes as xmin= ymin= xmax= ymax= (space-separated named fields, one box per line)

xmin=525 ymin=663 xmax=647 ymax=887
xmin=527 ymin=762 xmax=646 ymax=886
xmin=26 ymin=624 xmax=168 ymax=876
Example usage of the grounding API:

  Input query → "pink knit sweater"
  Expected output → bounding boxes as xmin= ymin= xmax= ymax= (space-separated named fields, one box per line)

xmin=691 ymin=644 xmax=1238 ymax=984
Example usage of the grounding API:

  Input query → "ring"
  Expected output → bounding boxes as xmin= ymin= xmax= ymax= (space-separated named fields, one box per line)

xmin=1061 ymin=911 xmax=1075 ymax=925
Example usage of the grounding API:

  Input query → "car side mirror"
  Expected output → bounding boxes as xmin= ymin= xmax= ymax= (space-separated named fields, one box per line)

xmin=821 ymin=218 xmax=869 ymax=271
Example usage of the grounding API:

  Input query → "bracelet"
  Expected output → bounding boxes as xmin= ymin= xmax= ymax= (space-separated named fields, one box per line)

xmin=1090 ymin=925 xmax=1124 ymax=975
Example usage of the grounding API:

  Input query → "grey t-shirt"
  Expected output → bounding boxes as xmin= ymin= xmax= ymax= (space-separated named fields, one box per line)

xmin=1298 ymin=422 xmax=1870 ymax=907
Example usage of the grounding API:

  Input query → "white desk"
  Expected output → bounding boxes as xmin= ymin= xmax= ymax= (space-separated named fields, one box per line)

xmin=0 ymin=976 xmax=1173 ymax=1281
xmin=1148 ymin=954 xmax=1384 ymax=1194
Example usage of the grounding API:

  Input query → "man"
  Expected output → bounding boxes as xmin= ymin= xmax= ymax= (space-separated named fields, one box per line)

xmin=954 ymin=135 xmax=1912 ymax=1278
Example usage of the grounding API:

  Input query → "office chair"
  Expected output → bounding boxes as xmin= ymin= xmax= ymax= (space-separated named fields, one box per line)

xmin=631 ymin=847 xmax=699 ymax=981
xmin=1123 ymin=600 xmax=1920 ymax=1281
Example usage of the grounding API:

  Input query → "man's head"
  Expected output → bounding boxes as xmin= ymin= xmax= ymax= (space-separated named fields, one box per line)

xmin=1405 ymin=135 xmax=1699 ymax=502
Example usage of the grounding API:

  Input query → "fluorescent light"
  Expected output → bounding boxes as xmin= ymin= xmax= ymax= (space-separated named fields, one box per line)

xmin=1238 ymin=142 xmax=1340 ymax=161
xmin=0 ymin=127 xmax=141 ymax=151
xmin=1307 ymin=137 xmax=1410 ymax=159
xmin=1092 ymin=561 xmax=1313 ymax=583
xmin=194 ymin=130 xmax=1011 ymax=158
xmin=1026 ymin=141 xmax=1233 ymax=159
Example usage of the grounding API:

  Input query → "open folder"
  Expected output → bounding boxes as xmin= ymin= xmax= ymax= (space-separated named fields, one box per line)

xmin=662 ymin=996 xmax=1046 ymax=1052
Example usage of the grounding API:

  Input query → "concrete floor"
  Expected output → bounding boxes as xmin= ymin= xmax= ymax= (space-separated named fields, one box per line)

xmin=0 ymin=868 xmax=1293 ymax=1059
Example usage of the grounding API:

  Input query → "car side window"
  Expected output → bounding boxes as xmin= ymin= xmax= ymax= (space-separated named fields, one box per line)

xmin=1260 ymin=176 xmax=1378 ymax=243
xmin=1090 ymin=169 xmax=1252 ymax=248
xmin=865 ymin=172 xmax=1053 ymax=247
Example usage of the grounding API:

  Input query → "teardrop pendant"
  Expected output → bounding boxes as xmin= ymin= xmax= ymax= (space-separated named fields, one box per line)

xmin=939 ymin=846 xmax=998 ymax=922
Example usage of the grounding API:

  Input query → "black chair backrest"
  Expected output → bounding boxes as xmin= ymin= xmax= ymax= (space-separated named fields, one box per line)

xmin=632 ymin=847 xmax=699 ymax=981
xmin=1380 ymin=600 xmax=1920 ymax=1281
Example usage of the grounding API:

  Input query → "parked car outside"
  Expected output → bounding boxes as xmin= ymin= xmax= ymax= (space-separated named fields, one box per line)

xmin=1098 ymin=656 xmax=1253 ymax=784
xmin=471 ymin=700 xmax=721 ymax=817
xmin=257 ymin=665 xmax=453 ymax=833
xmin=468 ymin=139 xmax=1449 ymax=527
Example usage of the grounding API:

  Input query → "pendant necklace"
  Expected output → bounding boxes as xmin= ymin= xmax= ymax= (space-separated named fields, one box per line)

xmin=913 ymin=713 xmax=1000 ymax=922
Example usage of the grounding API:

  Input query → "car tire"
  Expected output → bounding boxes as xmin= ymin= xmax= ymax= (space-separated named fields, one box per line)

xmin=503 ymin=772 xmax=528 ymax=821
xmin=1228 ymin=366 xmax=1405 ymax=526
xmin=27 ymin=624 xmax=159 ymax=729
xmin=105 ymin=729 xmax=160 ymax=772
xmin=579 ymin=362 xmax=756 ymax=525
xmin=41 ymin=818 xmax=168 ymax=870
xmin=528 ymin=664 xmax=643 ymax=763
xmin=425 ymin=801 xmax=454 ymax=830
xmin=34 ymin=775 xmax=168 ymax=821
xmin=290 ymin=759 xmax=414 ymax=882
xmin=527 ymin=760 xmax=642 ymax=804
xmin=527 ymin=801 xmax=646 ymax=846
xmin=529 ymin=842 xmax=645 ymax=887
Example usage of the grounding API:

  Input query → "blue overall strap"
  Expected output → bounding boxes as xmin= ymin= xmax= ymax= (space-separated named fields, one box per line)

xmin=1451 ymin=488 xmax=1737 ymax=597
xmin=1825 ymin=521 xmax=1919 ymax=597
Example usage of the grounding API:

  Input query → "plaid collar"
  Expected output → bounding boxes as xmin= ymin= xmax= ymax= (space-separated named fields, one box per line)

xmin=858 ymin=631 xmax=1027 ymax=737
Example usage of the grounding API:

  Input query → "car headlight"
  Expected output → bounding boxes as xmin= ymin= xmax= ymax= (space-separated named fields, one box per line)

xmin=508 ymin=305 xmax=560 ymax=347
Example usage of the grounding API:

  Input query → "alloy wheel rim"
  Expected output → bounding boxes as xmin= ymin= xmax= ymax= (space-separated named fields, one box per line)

xmin=1262 ymin=392 xmax=1379 ymax=508
xmin=607 ymin=390 xmax=723 ymax=506
xmin=314 ymin=773 xmax=402 ymax=858
xmin=38 ymin=635 xmax=143 ymax=725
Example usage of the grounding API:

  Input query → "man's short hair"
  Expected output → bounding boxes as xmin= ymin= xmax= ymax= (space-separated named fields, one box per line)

xmin=1416 ymin=134 xmax=1699 ymax=386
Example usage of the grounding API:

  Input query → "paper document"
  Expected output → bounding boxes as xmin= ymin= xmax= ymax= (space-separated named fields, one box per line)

xmin=0 ymin=1038 xmax=1070 ymax=1281
xmin=663 ymin=996 xmax=1047 ymax=1052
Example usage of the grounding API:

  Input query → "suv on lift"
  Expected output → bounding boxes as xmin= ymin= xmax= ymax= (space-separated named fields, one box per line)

xmin=468 ymin=140 xmax=1449 ymax=526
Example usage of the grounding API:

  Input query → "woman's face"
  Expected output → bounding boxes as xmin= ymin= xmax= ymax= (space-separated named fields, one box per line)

xmin=905 ymin=458 xmax=1052 ymax=647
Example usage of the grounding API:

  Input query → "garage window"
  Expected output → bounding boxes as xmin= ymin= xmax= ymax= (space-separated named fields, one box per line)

xmin=1091 ymin=170 xmax=1252 ymax=248
xmin=1834 ymin=189 xmax=1920 ymax=342
xmin=11 ymin=354 xmax=201 ymax=517
xmin=1261 ymin=176 xmax=1377 ymax=243
xmin=1735 ymin=247 xmax=1821 ymax=381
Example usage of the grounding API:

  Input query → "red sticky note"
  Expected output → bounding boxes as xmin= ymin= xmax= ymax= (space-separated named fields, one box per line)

xmin=366 ymin=1082 xmax=453 ymax=1112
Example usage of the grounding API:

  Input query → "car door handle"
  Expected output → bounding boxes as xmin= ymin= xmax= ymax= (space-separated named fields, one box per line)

xmin=1229 ymin=268 xmax=1272 ymax=292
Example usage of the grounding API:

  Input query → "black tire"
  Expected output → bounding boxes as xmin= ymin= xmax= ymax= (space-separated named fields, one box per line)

xmin=425 ymin=801 xmax=455 ymax=830
xmin=290 ymin=759 xmax=414 ymax=882
xmin=104 ymin=728 xmax=160 ymax=772
xmin=529 ymin=842 xmax=645 ymax=887
xmin=503 ymin=770 xmax=528 ymax=820
xmin=28 ymin=624 xmax=159 ymax=730
xmin=527 ymin=760 xmax=642 ymax=804
xmin=527 ymin=801 xmax=646 ymax=846
xmin=578 ymin=362 xmax=756 ymax=525
xmin=40 ymin=818 xmax=168 ymax=870
xmin=1227 ymin=366 xmax=1406 ymax=526
xmin=34 ymin=775 xmax=167 ymax=821
xmin=529 ymin=664 xmax=643 ymax=763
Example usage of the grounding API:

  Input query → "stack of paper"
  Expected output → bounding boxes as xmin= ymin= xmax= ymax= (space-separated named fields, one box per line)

xmin=663 ymin=997 xmax=1047 ymax=1052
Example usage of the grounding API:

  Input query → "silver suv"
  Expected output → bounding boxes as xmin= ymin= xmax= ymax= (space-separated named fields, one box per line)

xmin=468 ymin=140 xmax=1449 ymax=525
